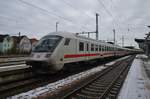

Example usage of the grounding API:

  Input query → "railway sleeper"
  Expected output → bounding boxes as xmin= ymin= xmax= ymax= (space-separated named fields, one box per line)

xmin=111 ymin=87 xmax=118 ymax=91
xmin=84 ymin=87 xmax=105 ymax=93
xmin=75 ymin=93 xmax=100 ymax=99
xmin=92 ymin=82 xmax=110 ymax=85
xmin=88 ymin=85 xmax=107 ymax=90
xmin=114 ymin=83 xmax=121 ymax=87
xmin=110 ymin=90 xmax=118 ymax=94
xmin=80 ymin=89 xmax=102 ymax=96
xmin=92 ymin=82 xmax=110 ymax=87
xmin=86 ymin=86 xmax=107 ymax=92
xmin=106 ymin=94 xmax=116 ymax=99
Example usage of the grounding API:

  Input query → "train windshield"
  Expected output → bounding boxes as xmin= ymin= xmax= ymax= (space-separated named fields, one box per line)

xmin=33 ymin=35 xmax=62 ymax=52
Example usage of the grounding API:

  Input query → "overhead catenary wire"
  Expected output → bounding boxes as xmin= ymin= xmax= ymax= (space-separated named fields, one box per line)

xmin=18 ymin=0 xmax=91 ymax=31
xmin=62 ymin=0 xmax=95 ymax=20
xmin=62 ymin=0 xmax=97 ymax=31
xmin=97 ymin=0 xmax=120 ymax=27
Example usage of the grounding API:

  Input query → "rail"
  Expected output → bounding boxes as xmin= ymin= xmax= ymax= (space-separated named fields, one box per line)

xmin=62 ymin=56 xmax=135 ymax=99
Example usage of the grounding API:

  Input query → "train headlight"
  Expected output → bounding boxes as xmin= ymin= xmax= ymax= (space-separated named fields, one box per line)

xmin=45 ymin=54 xmax=51 ymax=58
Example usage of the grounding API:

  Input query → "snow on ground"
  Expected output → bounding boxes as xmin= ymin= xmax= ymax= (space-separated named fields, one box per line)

xmin=8 ymin=66 xmax=106 ymax=99
xmin=118 ymin=54 xmax=150 ymax=99
xmin=105 ymin=56 xmax=130 ymax=66
xmin=8 ymin=56 xmax=130 ymax=99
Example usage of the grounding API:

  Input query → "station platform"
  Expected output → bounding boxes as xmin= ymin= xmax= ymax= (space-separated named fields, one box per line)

xmin=118 ymin=55 xmax=150 ymax=99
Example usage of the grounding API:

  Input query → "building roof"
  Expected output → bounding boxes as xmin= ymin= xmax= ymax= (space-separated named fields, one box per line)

xmin=12 ymin=35 xmax=27 ymax=43
xmin=0 ymin=34 xmax=9 ymax=42
xmin=30 ymin=38 xmax=38 ymax=44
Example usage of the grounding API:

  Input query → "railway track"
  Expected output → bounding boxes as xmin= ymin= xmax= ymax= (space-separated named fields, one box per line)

xmin=0 ymin=60 xmax=25 ymax=67
xmin=0 ymin=64 xmax=101 ymax=98
xmin=62 ymin=56 xmax=135 ymax=99
xmin=0 ymin=56 xmax=129 ymax=98
xmin=0 ymin=55 xmax=28 ymax=58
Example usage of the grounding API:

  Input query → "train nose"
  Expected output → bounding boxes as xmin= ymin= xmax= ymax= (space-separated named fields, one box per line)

xmin=45 ymin=53 xmax=51 ymax=58
xmin=30 ymin=53 xmax=51 ymax=60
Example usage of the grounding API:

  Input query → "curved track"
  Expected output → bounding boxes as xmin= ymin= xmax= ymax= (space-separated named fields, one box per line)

xmin=62 ymin=56 xmax=135 ymax=99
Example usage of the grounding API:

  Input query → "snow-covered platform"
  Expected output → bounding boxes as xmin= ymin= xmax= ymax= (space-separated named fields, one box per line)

xmin=118 ymin=54 xmax=150 ymax=99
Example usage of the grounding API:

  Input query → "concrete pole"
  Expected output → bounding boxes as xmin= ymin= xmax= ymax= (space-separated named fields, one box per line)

xmin=56 ymin=22 xmax=59 ymax=32
xmin=96 ymin=13 xmax=99 ymax=40
xmin=122 ymin=35 xmax=124 ymax=47
xmin=113 ymin=29 xmax=116 ymax=56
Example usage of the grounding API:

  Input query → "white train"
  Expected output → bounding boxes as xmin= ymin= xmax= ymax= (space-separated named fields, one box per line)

xmin=26 ymin=32 xmax=138 ymax=73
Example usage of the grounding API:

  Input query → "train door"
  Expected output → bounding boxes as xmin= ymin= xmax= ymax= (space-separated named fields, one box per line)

xmin=78 ymin=41 xmax=85 ymax=61
xmin=85 ymin=42 xmax=90 ymax=60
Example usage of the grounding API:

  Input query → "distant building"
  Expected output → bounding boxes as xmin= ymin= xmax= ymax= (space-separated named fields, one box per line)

xmin=30 ymin=38 xmax=38 ymax=50
xmin=3 ymin=36 xmax=14 ymax=54
xmin=0 ymin=35 xmax=14 ymax=54
xmin=135 ymin=38 xmax=150 ymax=56
xmin=135 ymin=39 xmax=147 ymax=51
xmin=12 ymin=36 xmax=32 ymax=53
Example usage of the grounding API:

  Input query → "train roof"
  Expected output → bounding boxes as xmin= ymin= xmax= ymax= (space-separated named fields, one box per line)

xmin=47 ymin=32 xmax=130 ymax=49
xmin=48 ymin=32 xmax=113 ymax=45
xmin=48 ymin=31 xmax=75 ymax=38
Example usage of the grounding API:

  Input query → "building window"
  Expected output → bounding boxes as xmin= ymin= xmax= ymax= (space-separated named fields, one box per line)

xmin=91 ymin=44 xmax=94 ymax=51
xmin=64 ymin=38 xmax=70 ymax=46
xmin=79 ymin=42 xmax=84 ymax=51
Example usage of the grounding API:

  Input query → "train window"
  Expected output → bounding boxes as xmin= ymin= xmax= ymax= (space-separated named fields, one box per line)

xmin=79 ymin=42 xmax=84 ymax=51
xmin=104 ymin=46 xmax=106 ymax=51
xmin=64 ymin=38 xmax=71 ymax=46
xmin=103 ymin=46 xmax=105 ymax=51
xmin=91 ymin=44 xmax=94 ymax=51
xmin=99 ymin=45 xmax=101 ymax=51
xmin=86 ymin=43 xmax=89 ymax=51
xmin=95 ymin=45 xmax=98 ymax=51
xmin=101 ymin=45 xmax=103 ymax=51
xmin=110 ymin=47 xmax=112 ymax=51
xmin=105 ymin=46 xmax=107 ymax=51
xmin=33 ymin=35 xmax=62 ymax=52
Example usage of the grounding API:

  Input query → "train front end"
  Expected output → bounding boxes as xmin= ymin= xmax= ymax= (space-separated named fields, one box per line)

xmin=26 ymin=35 xmax=63 ymax=73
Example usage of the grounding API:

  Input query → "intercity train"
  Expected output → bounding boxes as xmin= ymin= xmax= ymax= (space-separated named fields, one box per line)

xmin=26 ymin=32 xmax=139 ymax=73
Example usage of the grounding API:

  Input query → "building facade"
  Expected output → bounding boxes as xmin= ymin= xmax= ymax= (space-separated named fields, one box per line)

xmin=135 ymin=38 xmax=150 ymax=56
xmin=30 ymin=38 xmax=38 ymax=50
xmin=0 ymin=34 xmax=37 ymax=54
xmin=12 ymin=36 xmax=32 ymax=53
xmin=2 ymin=36 xmax=14 ymax=53
xmin=0 ymin=35 xmax=14 ymax=54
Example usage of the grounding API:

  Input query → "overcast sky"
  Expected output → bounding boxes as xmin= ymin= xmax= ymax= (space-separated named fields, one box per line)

xmin=0 ymin=0 xmax=150 ymax=48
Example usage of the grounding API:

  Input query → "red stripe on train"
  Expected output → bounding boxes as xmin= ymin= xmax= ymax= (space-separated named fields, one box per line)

xmin=64 ymin=52 xmax=114 ymax=58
